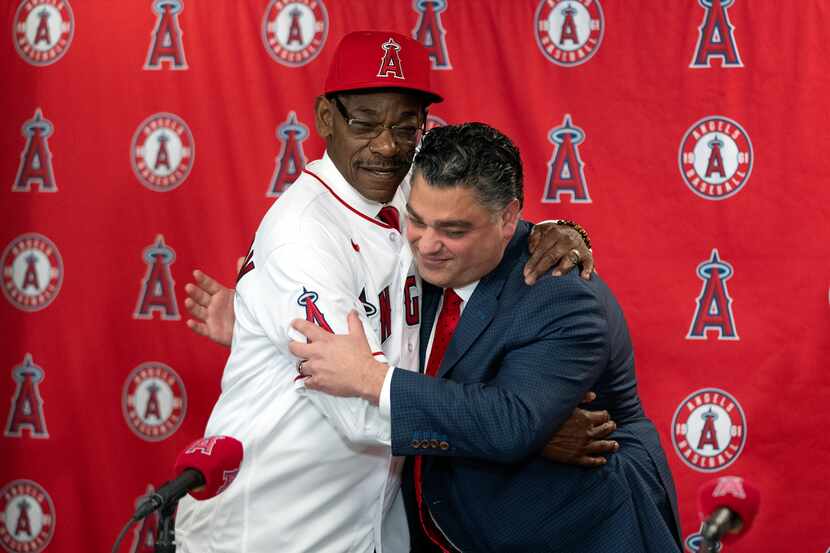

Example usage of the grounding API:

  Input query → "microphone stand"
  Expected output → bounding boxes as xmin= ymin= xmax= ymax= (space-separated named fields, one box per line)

xmin=155 ymin=500 xmax=177 ymax=553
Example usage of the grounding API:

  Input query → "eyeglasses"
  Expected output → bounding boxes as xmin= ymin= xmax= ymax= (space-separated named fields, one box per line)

xmin=332 ymin=96 xmax=425 ymax=145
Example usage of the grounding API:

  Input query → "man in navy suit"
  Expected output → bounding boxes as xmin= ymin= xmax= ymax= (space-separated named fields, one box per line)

xmin=292 ymin=122 xmax=681 ymax=552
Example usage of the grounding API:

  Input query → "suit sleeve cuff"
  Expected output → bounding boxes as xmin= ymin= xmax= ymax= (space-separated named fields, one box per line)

xmin=379 ymin=365 xmax=396 ymax=421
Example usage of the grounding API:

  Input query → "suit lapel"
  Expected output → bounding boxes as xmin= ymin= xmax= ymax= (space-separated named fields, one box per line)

xmin=436 ymin=222 xmax=531 ymax=379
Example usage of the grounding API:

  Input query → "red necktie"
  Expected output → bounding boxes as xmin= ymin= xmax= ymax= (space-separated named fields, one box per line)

xmin=414 ymin=288 xmax=462 ymax=552
xmin=377 ymin=205 xmax=400 ymax=232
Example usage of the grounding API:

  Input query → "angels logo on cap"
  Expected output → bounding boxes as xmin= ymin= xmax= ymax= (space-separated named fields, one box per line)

xmin=13 ymin=0 xmax=74 ymax=66
xmin=377 ymin=38 xmax=405 ymax=80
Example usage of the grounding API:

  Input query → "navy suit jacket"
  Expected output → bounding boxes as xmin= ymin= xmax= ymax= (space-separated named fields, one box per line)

xmin=390 ymin=222 xmax=681 ymax=553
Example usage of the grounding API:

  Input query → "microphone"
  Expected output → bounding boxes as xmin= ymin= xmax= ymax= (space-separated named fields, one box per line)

xmin=697 ymin=476 xmax=760 ymax=548
xmin=133 ymin=435 xmax=243 ymax=521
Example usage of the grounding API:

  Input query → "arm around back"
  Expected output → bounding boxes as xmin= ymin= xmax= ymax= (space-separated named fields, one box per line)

xmin=390 ymin=272 xmax=609 ymax=462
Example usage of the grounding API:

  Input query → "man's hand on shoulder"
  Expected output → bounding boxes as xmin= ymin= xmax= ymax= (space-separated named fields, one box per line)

xmin=542 ymin=392 xmax=618 ymax=467
xmin=524 ymin=220 xmax=594 ymax=285
xmin=184 ymin=269 xmax=236 ymax=347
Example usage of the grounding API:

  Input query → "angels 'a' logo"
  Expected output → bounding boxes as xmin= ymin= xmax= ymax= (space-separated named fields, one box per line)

xmin=684 ymin=523 xmax=723 ymax=552
xmin=535 ymin=0 xmax=604 ymax=67
xmin=359 ymin=289 xmax=378 ymax=318
xmin=268 ymin=111 xmax=308 ymax=197
xmin=543 ymin=114 xmax=590 ymax=203
xmin=679 ymin=116 xmax=753 ymax=200
xmin=672 ymin=388 xmax=746 ymax=473
xmin=13 ymin=109 xmax=57 ymax=193
xmin=377 ymin=37 xmax=405 ymax=80
xmin=690 ymin=0 xmax=742 ymax=68
xmin=129 ymin=485 xmax=159 ymax=553
xmin=297 ymin=288 xmax=333 ymax=333
xmin=4 ymin=354 xmax=48 ymax=439
xmin=13 ymin=0 xmax=74 ymax=67
xmin=261 ymin=0 xmax=328 ymax=67
xmin=122 ymin=362 xmax=187 ymax=442
xmin=217 ymin=469 xmax=239 ymax=495
xmin=687 ymin=249 xmax=738 ymax=340
xmin=412 ymin=0 xmax=452 ymax=70
xmin=0 ymin=479 xmax=55 ymax=553
xmin=712 ymin=475 xmax=746 ymax=499
xmin=131 ymin=113 xmax=195 ymax=192
xmin=185 ymin=435 xmax=226 ymax=455
xmin=134 ymin=235 xmax=180 ymax=320
xmin=144 ymin=0 xmax=189 ymax=70
xmin=1 ymin=233 xmax=63 ymax=312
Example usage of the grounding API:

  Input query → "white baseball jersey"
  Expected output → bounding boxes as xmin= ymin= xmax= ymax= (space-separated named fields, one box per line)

xmin=175 ymin=153 xmax=421 ymax=553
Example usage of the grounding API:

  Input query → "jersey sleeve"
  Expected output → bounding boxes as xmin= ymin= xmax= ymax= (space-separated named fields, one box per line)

xmin=246 ymin=227 xmax=391 ymax=446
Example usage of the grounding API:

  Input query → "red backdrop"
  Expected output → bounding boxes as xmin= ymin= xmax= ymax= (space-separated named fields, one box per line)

xmin=2 ymin=1 xmax=829 ymax=552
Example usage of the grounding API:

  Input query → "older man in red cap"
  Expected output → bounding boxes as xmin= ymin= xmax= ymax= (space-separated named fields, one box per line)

xmin=175 ymin=31 xmax=599 ymax=553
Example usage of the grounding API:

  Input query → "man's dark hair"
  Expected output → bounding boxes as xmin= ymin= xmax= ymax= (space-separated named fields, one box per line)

xmin=413 ymin=122 xmax=523 ymax=210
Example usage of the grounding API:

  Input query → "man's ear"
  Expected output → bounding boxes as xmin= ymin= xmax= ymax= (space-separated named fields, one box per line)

xmin=501 ymin=198 xmax=521 ymax=238
xmin=314 ymin=95 xmax=333 ymax=139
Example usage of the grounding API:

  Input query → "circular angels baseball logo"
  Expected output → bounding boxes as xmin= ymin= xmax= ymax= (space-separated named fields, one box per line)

xmin=122 ymin=362 xmax=187 ymax=442
xmin=0 ymin=479 xmax=55 ymax=553
xmin=1 ymin=234 xmax=63 ymax=312
xmin=679 ymin=116 xmax=753 ymax=200
xmin=261 ymin=0 xmax=329 ymax=67
xmin=13 ymin=0 xmax=74 ymax=66
xmin=534 ymin=0 xmax=604 ymax=67
xmin=130 ymin=113 xmax=195 ymax=192
xmin=672 ymin=388 xmax=746 ymax=473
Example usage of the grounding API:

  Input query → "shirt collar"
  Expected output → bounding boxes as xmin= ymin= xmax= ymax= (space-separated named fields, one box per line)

xmin=306 ymin=151 xmax=401 ymax=219
xmin=451 ymin=280 xmax=479 ymax=305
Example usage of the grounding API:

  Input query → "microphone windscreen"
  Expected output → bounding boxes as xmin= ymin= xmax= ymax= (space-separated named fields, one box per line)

xmin=174 ymin=435 xmax=243 ymax=500
xmin=697 ymin=475 xmax=760 ymax=544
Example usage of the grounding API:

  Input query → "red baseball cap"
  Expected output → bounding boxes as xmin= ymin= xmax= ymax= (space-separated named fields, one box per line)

xmin=324 ymin=31 xmax=443 ymax=104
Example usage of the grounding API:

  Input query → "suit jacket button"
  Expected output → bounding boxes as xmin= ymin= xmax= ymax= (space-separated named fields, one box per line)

xmin=430 ymin=439 xmax=439 ymax=449
xmin=439 ymin=441 xmax=449 ymax=450
xmin=411 ymin=440 xmax=420 ymax=448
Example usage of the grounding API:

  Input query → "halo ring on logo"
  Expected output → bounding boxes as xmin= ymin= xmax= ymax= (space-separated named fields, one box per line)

xmin=297 ymin=290 xmax=319 ymax=306
xmin=122 ymin=361 xmax=187 ymax=442
xmin=154 ymin=0 xmax=183 ymax=15
xmin=0 ymin=479 xmax=55 ymax=553
xmin=534 ymin=0 xmax=604 ymax=67
xmin=671 ymin=387 xmax=747 ymax=473
xmin=12 ymin=0 xmax=75 ymax=67
xmin=678 ymin=115 xmax=753 ymax=201
xmin=130 ymin=112 xmax=195 ymax=192
xmin=699 ymin=0 xmax=734 ymax=8
xmin=415 ymin=0 xmax=447 ymax=11
xmin=261 ymin=0 xmax=329 ymax=67
xmin=277 ymin=117 xmax=309 ymax=141
xmin=549 ymin=124 xmax=584 ymax=145
xmin=1 ymin=233 xmax=63 ymax=312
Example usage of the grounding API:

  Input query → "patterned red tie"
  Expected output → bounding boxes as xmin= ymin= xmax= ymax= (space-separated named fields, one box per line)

xmin=377 ymin=205 xmax=400 ymax=232
xmin=414 ymin=288 xmax=462 ymax=552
